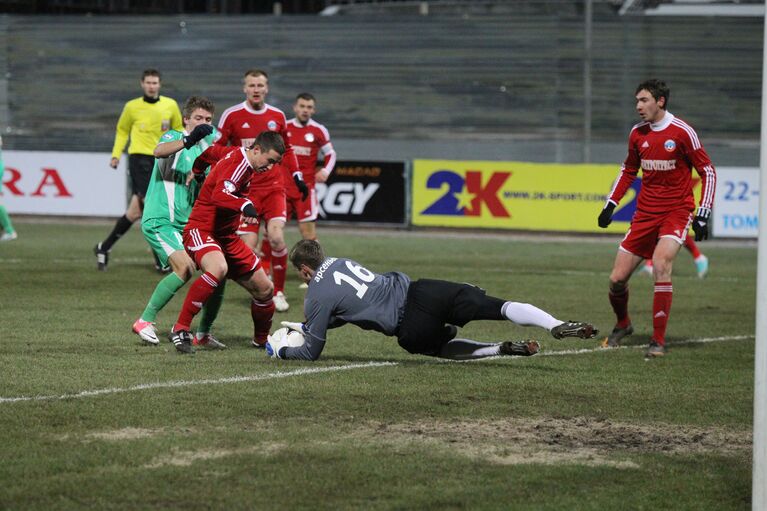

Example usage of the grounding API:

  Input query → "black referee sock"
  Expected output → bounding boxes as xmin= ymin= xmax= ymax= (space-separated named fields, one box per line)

xmin=101 ymin=215 xmax=134 ymax=251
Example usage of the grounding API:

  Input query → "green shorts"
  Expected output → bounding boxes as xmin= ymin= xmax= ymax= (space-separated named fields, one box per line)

xmin=142 ymin=218 xmax=184 ymax=268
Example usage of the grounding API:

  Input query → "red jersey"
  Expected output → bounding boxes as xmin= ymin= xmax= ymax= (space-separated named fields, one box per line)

xmin=286 ymin=118 xmax=336 ymax=188
xmin=216 ymin=101 xmax=300 ymax=193
xmin=608 ymin=112 xmax=716 ymax=216
xmin=186 ymin=146 xmax=256 ymax=236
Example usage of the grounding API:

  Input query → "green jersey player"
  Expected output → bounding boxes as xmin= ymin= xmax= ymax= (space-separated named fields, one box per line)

xmin=132 ymin=96 xmax=226 ymax=349
xmin=0 ymin=136 xmax=18 ymax=242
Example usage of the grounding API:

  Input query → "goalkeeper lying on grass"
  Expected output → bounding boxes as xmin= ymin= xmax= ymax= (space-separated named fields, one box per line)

xmin=265 ymin=240 xmax=597 ymax=361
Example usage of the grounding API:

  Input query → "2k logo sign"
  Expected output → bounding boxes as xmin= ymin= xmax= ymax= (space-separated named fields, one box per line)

xmin=420 ymin=170 xmax=510 ymax=217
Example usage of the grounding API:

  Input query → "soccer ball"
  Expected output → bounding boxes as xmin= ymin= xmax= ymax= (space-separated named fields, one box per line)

xmin=269 ymin=327 xmax=306 ymax=348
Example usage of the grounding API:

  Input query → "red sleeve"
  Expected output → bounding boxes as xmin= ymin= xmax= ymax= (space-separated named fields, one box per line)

xmin=192 ymin=145 xmax=232 ymax=176
xmin=209 ymin=162 xmax=253 ymax=213
xmin=278 ymin=118 xmax=300 ymax=175
xmin=316 ymin=125 xmax=336 ymax=173
xmin=215 ymin=117 xmax=232 ymax=147
xmin=607 ymin=131 xmax=640 ymax=205
xmin=680 ymin=127 xmax=717 ymax=214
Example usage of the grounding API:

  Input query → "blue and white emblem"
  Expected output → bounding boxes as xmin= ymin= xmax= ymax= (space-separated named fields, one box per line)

xmin=664 ymin=139 xmax=676 ymax=152
xmin=267 ymin=120 xmax=278 ymax=131
xmin=304 ymin=133 xmax=315 ymax=143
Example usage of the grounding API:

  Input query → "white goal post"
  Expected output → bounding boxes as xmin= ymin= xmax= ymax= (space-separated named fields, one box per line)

xmin=753 ymin=6 xmax=767 ymax=510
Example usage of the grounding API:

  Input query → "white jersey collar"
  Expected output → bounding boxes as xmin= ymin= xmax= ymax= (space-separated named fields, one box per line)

xmin=242 ymin=101 xmax=268 ymax=115
xmin=650 ymin=111 xmax=674 ymax=131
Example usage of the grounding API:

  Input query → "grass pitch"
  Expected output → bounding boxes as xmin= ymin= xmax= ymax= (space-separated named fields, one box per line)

xmin=0 ymin=222 xmax=755 ymax=510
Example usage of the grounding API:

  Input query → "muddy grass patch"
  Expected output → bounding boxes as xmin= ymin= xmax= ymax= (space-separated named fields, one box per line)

xmin=144 ymin=442 xmax=287 ymax=468
xmin=358 ymin=416 xmax=751 ymax=468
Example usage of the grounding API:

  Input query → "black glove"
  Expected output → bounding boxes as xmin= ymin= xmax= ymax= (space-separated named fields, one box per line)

xmin=183 ymin=124 xmax=214 ymax=149
xmin=692 ymin=208 xmax=711 ymax=241
xmin=293 ymin=174 xmax=309 ymax=201
xmin=193 ymin=170 xmax=206 ymax=184
xmin=242 ymin=203 xmax=259 ymax=218
xmin=598 ymin=202 xmax=616 ymax=228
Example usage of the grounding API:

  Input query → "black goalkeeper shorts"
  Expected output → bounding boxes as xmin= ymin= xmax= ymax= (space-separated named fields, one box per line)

xmin=397 ymin=278 xmax=488 ymax=356
xmin=128 ymin=153 xmax=155 ymax=198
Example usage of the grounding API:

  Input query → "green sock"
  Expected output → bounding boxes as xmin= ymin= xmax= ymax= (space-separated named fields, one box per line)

xmin=141 ymin=272 xmax=185 ymax=323
xmin=0 ymin=205 xmax=14 ymax=234
xmin=198 ymin=280 xmax=226 ymax=334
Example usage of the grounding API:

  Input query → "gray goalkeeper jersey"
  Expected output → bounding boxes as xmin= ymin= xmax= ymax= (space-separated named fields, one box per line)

xmin=283 ymin=257 xmax=411 ymax=360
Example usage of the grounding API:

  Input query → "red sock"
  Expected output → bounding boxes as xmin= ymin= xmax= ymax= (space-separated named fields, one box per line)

xmin=609 ymin=286 xmax=631 ymax=328
xmin=251 ymin=298 xmax=275 ymax=345
xmin=684 ymin=236 xmax=702 ymax=259
xmin=652 ymin=282 xmax=673 ymax=346
xmin=174 ymin=272 xmax=220 ymax=332
xmin=272 ymin=246 xmax=288 ymax=294
xmin=260 ymin=238 xmax=272 ymax=275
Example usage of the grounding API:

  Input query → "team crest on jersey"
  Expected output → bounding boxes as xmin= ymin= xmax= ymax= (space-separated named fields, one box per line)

xmin=223 ymin=180 xmax=237 ymax=193
xmin=162 ymin=132 xmax=174 ymax=140
xmin=304 ymin=133 xmax=315 ymax=143
xmin=267 ymin=120 xmax=278 ymax=131
xmin=664 ymin=139 xmax=676 ymax=152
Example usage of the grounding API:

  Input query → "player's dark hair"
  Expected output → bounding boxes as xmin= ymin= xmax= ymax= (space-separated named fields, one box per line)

xmin=243 ymin=68 xmax=269 ymax=82
xmin=295 ymin=92 xmax=316 ymax=103
xmin=253 ymin=131 xmax=286 ymax=155
xmin=142 ymin=68 xmax=161 ymax=81
xmin=636 ymin=79 xmax=670 ymax=109
xmin=182 ymin=96 xmax=215 ymax=119
xmin=290 ymin=240 xmax=325 ymax=271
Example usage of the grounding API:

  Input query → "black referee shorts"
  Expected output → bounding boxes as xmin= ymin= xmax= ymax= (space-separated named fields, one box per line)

xmin=128 ymin=154 xmax=155 ymax=198
xmin=397 ymin=279 xmax=488 ymax=356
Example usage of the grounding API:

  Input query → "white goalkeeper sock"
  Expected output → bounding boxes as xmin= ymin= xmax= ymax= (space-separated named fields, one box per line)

xmin=502 ymin=301 xmax=560 ymax=330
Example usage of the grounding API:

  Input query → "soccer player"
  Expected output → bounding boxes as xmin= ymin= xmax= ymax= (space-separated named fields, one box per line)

xmin=264 ymin=240 xmax=598 ymax=361
xmin=95 ymin=69 xmax=183 ymax=271
xmin=0 ymin=135 xmax=18 ymax=242
xmin=216 ymin=69 xmax=307 ymax=313
xmin=168 ymin=131 xmax=286 ymax=354
xmin=132 ymin=96 xmax=227 ymax=349
xmin=597 ymin=79 xmax=716 ymax=358
xmin=284 ymin=92 xmax=336 ymax=242
xmin=639 ymin=237 xmax=709 ymax=278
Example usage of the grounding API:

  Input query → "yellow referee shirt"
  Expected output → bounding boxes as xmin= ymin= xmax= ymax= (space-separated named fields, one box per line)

xmin=111 ymin=96 xmax=183 ymax=158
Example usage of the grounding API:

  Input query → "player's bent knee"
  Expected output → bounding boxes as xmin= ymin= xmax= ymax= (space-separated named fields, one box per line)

xmin=268 ymin=236 xmax=285 ymax=251
xmin=252 ymin=282 xmax=273 ymax=302
xmin=207 ymin=264 xmax=227 ymax=281
xmin=609 ymin=280 xmax=627 ymax=293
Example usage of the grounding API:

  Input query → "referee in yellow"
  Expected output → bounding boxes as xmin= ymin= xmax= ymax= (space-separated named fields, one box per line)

xmin=95 ymin=69 xmax=183 ymax=271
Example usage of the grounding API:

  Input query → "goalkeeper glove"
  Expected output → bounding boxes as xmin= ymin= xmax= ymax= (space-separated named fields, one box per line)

xmin=281 ymin=321 xmax=305 ymax=333
xmin=293 ymin=173 xmax=309 ymax=201
xmin=182 ymin=124 xmax=214 ymax=149
xmin=692 ymin=207 xmax=711 ymax=241
xmin=265 ymin=333 xmax=289 ymax=359
xmin=597 ymin=202 xmax=616 ymax=228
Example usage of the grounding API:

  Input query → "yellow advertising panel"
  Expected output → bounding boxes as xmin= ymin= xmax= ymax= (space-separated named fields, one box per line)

xmin=412 ymin=160 xmax=705 ymax=233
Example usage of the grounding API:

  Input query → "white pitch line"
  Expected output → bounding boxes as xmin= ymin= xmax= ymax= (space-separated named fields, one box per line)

xmin=0 ymin=335 xmax=754 ymax=402
xmin=445 ymin=334 xmax=755 ymax=363
xmin=0 ymin=361 xmax=398 ymax=404
xmin=539 ymin=334 xmax=754 ymax=357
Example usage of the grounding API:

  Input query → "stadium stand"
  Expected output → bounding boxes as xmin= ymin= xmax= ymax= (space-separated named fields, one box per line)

xmin=0 ymin=1 xmax=760 ymax=164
